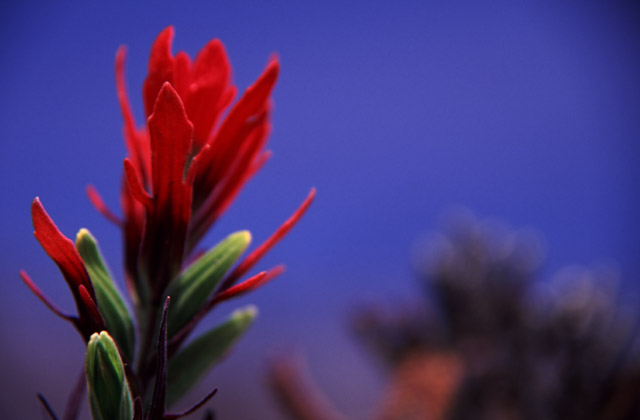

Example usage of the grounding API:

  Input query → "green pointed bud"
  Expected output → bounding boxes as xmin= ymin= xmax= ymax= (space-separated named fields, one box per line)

xmin=167 ymin=231 xmax=251 ymax=337
xmin=167 ymin=305 xmax=257 ymax=407
xmin=85 ymin=331 xmax=134 ymax=420
xmin=76 ymin=229 xmax=135 ymax=361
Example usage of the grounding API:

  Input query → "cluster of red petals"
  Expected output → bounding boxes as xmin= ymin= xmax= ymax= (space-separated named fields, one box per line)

xmin=86 ymin=26 xmax=314 ymax=302
xmin=21 ymin=199 xmax=104 ymax=340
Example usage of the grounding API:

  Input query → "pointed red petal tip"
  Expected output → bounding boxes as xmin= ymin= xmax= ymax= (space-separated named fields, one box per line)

xmin=115 ymin=45 xmax=127 ymax=77
xmin=192 ymin=38 xmax=228 ymax=78
xmin=153 ymin=82 xmax=187 ymax=115
xmin=148 ymin=81 xmax=193 ymax=199
xmin=20 ymin=270 xmax=76 ymax=322
xmin=143 ymin=26 xmax=176 ymax=117
xmin=265 ymin=55 xmax=279 ymax=75
xmin=149 ymin=26 xmax=175 ymax=72
xmin=214 ymin=271 xmax=268 ymax=304
xmin=223 ymin=188 xmax=316 ymax=288
xmin=115 ymin=45 xmax=135 ymax=125
xmin=31 ymin=198 xmax=93 ymax=292
xmin=86 ymin=185 xmax=121 ymax=226
xmin=249 ymin=58 xmax=280 ymax=101
xmin=215 ymin=265 xmax=285 ymax=304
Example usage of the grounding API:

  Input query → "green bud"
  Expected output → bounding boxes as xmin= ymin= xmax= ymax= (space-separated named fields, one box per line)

xmin=85 ymin=331 xmax=133 ymax=420
xmin=167 ymin=305 xmax=257 ymax=407
xmin=76 ymin=229 xmax=135 ymax=361
xmin=167 ymin=231 xmax=251 ymax=337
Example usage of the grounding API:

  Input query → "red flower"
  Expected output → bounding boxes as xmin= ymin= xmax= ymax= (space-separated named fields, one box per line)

xmin=23 ymin=27 xmax=315 ymax=418
xmin=87 ymin=26 xmax=314 ymax=308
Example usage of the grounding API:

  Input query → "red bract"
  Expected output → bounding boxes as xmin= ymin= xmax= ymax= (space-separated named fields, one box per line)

xmin=88 ymin=25 xmax=313 ymax=304
xmin=129 ymin=83 xmax=195 ymax=299
xmin=21 ymin=198 xmax=104 ymax=340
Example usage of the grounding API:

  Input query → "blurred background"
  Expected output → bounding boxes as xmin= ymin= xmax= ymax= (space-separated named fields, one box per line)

xmin=1 ymin=1 xmax=639 ymax=418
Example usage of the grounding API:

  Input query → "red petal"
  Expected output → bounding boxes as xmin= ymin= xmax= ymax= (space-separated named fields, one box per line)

xmin=189 ymin=117 xmax=270 ymax=247
xmin=140 ymin=83 xmax=194 ymax=292
xmin=215 ymin=265 xmax=285 ymax=304
xmin=148 ymin=83 xmax=193 ymax=206
xmin=86 ymin=185 xmax=121 ymax=226
xmin=172 ymin=51 xmax=192 ymax=101
xmin=208 ymin=109 xmax=270 ymax=200
xmin=116 ymin=47 xmax=152 ymax=185
xmin=143 ymin=26 xmax=175 ymax=117
xmin=215 ymin=59 xmax=278 ymax=147
xmin=221 ymin=188 xmax=315 ymax=290
xmin=194 ymin=60 xmax=279 ymax=202
xmin=186 ymin=39 xmax=232 ymax=148
xmin=31 ymin=198 xmax=94 ymax=296
xmin=20 ymin=270 xmax=76 ymax=322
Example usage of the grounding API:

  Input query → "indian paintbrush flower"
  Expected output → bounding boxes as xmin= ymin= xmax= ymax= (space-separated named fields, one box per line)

xmin=23 ymin=26 xmax=314 ymax=420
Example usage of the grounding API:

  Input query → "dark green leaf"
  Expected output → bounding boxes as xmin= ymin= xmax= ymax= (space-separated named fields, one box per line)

xmin=166 ymin=306 xmax=257 ymax=407
xmin=167 ymin=231 xmax=251 ymax=337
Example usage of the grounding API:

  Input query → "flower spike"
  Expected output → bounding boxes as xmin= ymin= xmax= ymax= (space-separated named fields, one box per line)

xmin=25 ymin=27 xmax=314 ymax=419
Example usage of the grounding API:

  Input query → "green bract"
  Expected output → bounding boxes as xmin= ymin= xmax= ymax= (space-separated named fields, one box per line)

xmin=76 ymin=229 xmax=135 ymax=361
xmin=167 ymin=231 xmax=251 ymax=337
xmin=85 ymin=331 xmax=134 ymax=420
xmin=167 ymin=305 xmax=257 ymax=407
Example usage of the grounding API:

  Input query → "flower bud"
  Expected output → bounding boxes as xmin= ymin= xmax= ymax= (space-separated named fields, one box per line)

xmin=76 ymin=229 xmax=135 ymax=361
xmin=85 ymin=331 xmax=133 ymax=420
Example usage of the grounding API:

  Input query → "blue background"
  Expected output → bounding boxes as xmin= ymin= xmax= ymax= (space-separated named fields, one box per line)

xmin=1 ymin=1 xmax=639 ymax=418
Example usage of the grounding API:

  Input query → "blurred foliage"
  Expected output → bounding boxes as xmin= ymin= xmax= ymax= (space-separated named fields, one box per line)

xmin=273 ymin=213 xmax=640 ymax=420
